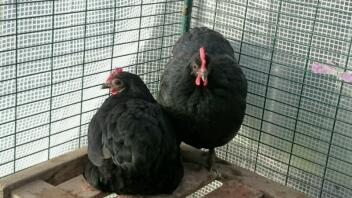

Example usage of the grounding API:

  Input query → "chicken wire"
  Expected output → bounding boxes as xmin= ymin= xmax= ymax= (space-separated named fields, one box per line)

xmin=0 ymin=0 xmax=182 ymax=176
xmin=190 ymin=0 xmax=352 ymax=197
xmin=0 ymin=0 xmax=352 ymax=198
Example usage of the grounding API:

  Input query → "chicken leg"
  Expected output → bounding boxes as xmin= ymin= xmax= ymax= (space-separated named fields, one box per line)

xmin=207 ymin=148 xmax=216 ymax=170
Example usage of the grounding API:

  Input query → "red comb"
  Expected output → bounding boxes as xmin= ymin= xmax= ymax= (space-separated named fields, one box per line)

xmin=195 ymin=47 xmax=208 ymax=87
xmin=199 ymin=47 xmax=206 ymax=71
xmin=106 ymin=67 xmax=123 ymax=82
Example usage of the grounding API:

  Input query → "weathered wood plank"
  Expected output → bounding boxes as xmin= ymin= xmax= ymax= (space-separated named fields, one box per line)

xmin=154 ymin=163 xmax=216 ymax=198
xmin=57 ymin=175 xmax=106 ymax=198
xmin=11 ymin=180 xmax=76 ymax=198
xmin=204 ymin=180 xmax=264 ymax=198
xmin=0 ymin=145 xmax=311 ymax=198
xmin=180 ymin=144 xmax=310 ymax=198
xmin=0 ymin=148 xmax=88 ymax=198
xmin=216 ymin=161 xmax=310 ymax=198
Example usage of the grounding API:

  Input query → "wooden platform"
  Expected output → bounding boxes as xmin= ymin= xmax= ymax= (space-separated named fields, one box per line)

xmin=0 ymin=146 xmax=310 ymax=198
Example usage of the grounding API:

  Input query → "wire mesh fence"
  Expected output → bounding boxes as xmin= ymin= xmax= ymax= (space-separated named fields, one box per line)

xmin=0 ymin=0 xmax=182 ymax=176
xmin=191 ymin=0 xmax=352 ymax=197
xmin=1 ymin=0 xmax=352 ymax=198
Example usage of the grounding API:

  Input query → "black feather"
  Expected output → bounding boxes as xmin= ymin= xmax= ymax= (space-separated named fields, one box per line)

xmin=158 ymin=27 xmax=248 ymax=149
xmin=85 ymin=72 xmax=183 ymax=195
xmin=172 ymin=27 xmax=234 ymax=60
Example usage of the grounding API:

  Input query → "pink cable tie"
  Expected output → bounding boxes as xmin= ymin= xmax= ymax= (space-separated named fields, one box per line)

xmin=311 ymin=62 xmax=352 ymax=83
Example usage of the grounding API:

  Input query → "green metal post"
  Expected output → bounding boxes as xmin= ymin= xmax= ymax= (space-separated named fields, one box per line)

xmin=181 ymin=0 xmax=193 ymax=33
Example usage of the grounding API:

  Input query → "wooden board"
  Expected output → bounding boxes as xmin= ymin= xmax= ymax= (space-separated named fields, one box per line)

xmin=0 ymin=146 xmax=311 ymax=198
xmin=181 ymin=144 xmax=311 ymax=198
xmin=11 ymin=180 xmax=75 ymax=198
xmin=204 ymin=181 xmax=264 ymax=198
xmin=0 ymin=148 xmax=88 ymax=198
xmin=215 ymin=160 xmax=310 ymax=198
xmin=57 ymin=175 xmax=105 ymax=198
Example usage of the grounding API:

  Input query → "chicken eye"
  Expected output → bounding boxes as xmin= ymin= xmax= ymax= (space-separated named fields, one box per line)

xmin=192 ymin=64 xmax=198 ymax=70
xmin=112 ymin=79 xmax=123 ymax=87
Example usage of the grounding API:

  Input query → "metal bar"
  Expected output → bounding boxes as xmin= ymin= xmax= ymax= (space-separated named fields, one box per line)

xmin=135 ymin=0 xmax=144 ymax=74
xmin=211 ymin=0 xmax=219 ymax=30
xmin=6 ymin=52 xmax=350 ymax=105
xmin=244 ymin=78 xmax=351 ymax=113
xmin=237 ymin=0 xmax=249 ymax=64
xmin=1 ymin=0 xmax=54 ymax=6
xmin=228 ymin=140 xmax=352 ymax=194
xmin=241 ymin=121 xmax=352 ymax=163
xmin=0 ymin=11 xmax=180 ymax=39
xmin=211 ymin=0 xmax=228 ymax=160
xmin=226 ymin=144 xmax=351 ymax=195
xmin=1 ymin=0 xmax=182 ymax=6
xmin=0 ymin=1 xmax=183 ymax=22
xmin=1 ymin=134 xmax=88 ymax=171
xmin=157 ymin=0 xmax=168 ymax=88
xmin=187 ymin=16 xmax=352 ymax=59
xmin=4 ymin=126 xmax=82 ymax=152
xmin=0 ymin=32 xmax=176 ymax=72
xmin=2 ymin=137 xmax=82 ymax=166
xmin=13 ymin=0 xmax=19 ymax=174
xmin=254 ymin=0 xmax=283 ymax=172
xmin=0 ymin=68 xmax=167 ymax=127
xmin=318 ymin=33 xmax=352 ymax=198
xmin=239 ymin=60 xmax=348 ymax=91
xmin=48 ymin=0 xmax=55 ymax=160
xmin=0 ymin=33 xmax=178 ymax=70
xmin=4 ymin=95 xmax=351 ymax=158
xmin=0 ymin=20 xmax=180 ymax=53
xmin=181 ymin=0 xmax=193 ymax=33
xmin=0 ymin=79 xmax=163 ymax=142
xmin=1 ymin=0 xmax=68 ymax=6
xmin=109 ymin=0 xmax=117 ymax=91
xmin=248 ymin=105 xmax=351 ymax=143
xmin=6 ymin=78 xmax=351 ymax=137
xmin=0 ymin=55 xmax=173 ymax=99
xmin=192 ymin=0 xmax=352 ymax=30
xmin=190 ymin=10 xmax=352 ymax=46
xmin=285 ymin=0 xmax=321 ymax=185
xmin=2 ymin=106 xmax=100 ymax=138
xmin=245 ymin=95 xmax=352 ymax=132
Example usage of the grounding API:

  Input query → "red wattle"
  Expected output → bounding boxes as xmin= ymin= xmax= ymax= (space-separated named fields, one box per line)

xmin=195 ymin=76 xmax=201 ymax=86
xmin=111 ymin=88 xmax=118 ymax=95
xmin=203 ymin=78 xmax=208 ymax=86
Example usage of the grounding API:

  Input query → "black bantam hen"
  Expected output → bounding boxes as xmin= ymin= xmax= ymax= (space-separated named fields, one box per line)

xmin=158 ymin=27 xmax=248 ymax=168
xmin=84 ymin=68 xmax=183 ymax=195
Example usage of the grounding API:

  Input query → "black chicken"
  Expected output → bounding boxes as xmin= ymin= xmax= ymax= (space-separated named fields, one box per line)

xmin=84 ymin=68 xmax=183 ymax=195
xmin=158 ymin=27 xmax=247 ymax=168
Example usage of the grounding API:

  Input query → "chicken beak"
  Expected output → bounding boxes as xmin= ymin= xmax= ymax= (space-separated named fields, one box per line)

xmin=201 ymin=72 xmax=207 ymax=82
xmin=101 ymin=83 xmax=111 ymax=89
xmin=200 ymin=66 xmax=208 ymax=81
xmin=196 ymin=70 xmax=208 ymax=87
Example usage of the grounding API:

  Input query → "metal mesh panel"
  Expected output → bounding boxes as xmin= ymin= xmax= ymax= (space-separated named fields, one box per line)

xmin=0 ymin=0 xmax=182 ymax=177
xmin=192 ymin=0 xmax=352 ymax=197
